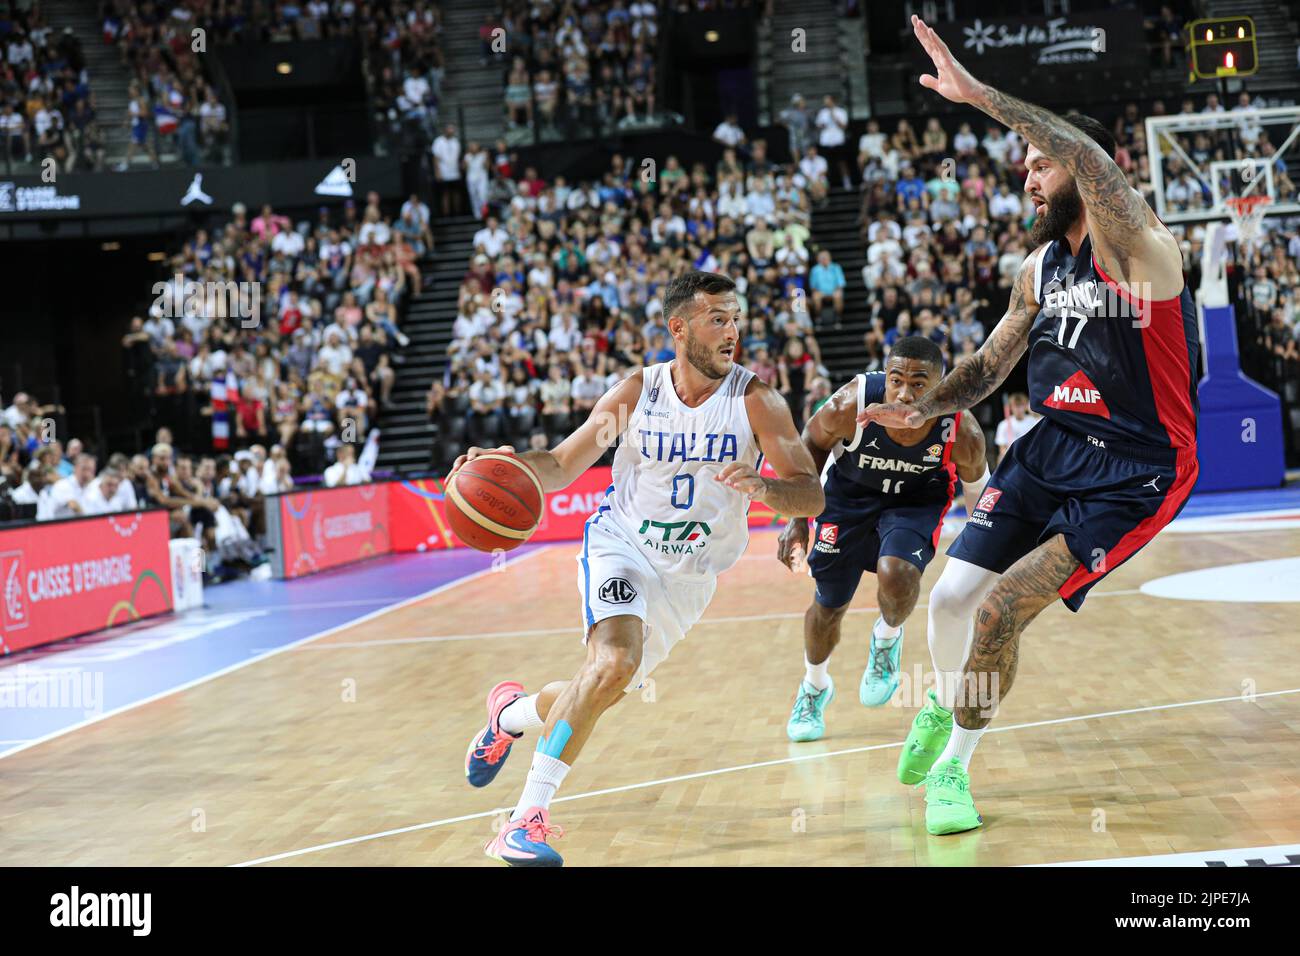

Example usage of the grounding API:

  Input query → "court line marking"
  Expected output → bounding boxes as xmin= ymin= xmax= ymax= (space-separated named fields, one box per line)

xmin=231 ymin=681 xmax=1299 ymax=866
xmin=0 ymin=547 xmax=556 ymax=763
xmin=273 ymin=589 xmax=1143 ymax=650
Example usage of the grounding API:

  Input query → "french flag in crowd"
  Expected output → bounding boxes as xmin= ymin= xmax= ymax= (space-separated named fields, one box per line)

xmin=211 ymin=372 xmax=237 ymax=450
xmin=154 ymin=102 xmax=178 ymax=135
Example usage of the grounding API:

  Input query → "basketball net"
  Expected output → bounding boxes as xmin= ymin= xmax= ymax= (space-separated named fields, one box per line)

xmin=1224 ymin=195 xmax=1272 ymax=247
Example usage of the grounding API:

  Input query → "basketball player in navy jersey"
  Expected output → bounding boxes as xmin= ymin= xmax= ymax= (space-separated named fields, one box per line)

xmin=776 ymin=336 xmax=989 ymax=742
xmin=861 ymin=16 xmax=1200 ymax=834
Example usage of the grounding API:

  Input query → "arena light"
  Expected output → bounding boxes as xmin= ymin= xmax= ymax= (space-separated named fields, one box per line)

xmin=147 ymin=251 xmax=166 ymax=262
xmin=100 ymin=241 xmax=120 ymax=252
xmin=277 ymin=62 xmax=293 ymax=75
xmin=704 ymin=30 xmax=719 ymax=42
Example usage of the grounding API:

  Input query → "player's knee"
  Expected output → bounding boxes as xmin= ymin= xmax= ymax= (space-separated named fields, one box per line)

xmin=877 ymin=558 xmax=920 ymax=604
xmin=809 ymin=600 xmax=849 ymax=626
xmin=930 ymin=566 xmax=984 ymax=621
xmin=589 ymin=653 xmax=638 ymax=699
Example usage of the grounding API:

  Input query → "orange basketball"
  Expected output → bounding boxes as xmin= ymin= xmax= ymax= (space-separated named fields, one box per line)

xmin=445 ymin=453 xmax=545 ymax=552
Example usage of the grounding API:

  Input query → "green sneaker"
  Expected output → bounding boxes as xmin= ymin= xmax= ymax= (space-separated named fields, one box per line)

xmin=786 ymin=679 xmax=834 ymax=742
xmin=859 ymin=622 xmax=903 ymax=707
xmin=897 ymin=689 xmax=952 ymax=784
xmin=923 ymin=757 xmax=983 ymax=835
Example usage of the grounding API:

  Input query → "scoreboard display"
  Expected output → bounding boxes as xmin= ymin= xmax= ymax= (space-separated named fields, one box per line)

xmin=1186 ymin=16 xmax=1258 ymax=79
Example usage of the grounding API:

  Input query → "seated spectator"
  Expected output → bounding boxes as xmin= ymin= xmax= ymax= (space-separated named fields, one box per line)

xmin=48 ymin=452 xmax=96 ymax=518
xmin=324 ymin=442 xmax=371 ymax=487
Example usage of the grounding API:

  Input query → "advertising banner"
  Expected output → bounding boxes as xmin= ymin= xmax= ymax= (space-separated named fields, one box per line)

xmin=0 ymin=156 xmax=402 ymax=224
xmin=923 ymin=10 xmax=1144 ymax=90
xmin=0 ymin=510 xmax=173 ymax=654
xmin=269 ymin=483 xmax=391 ymax=579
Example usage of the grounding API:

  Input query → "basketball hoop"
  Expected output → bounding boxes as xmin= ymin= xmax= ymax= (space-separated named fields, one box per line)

xmin=1224 ymin=195 xmax=1272 ymax=246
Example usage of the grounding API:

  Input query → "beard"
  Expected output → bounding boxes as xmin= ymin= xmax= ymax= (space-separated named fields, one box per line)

xmin=684 ymin=329 xmax=731 ymax=380
xmin=1029 ymin=179 xmax=1085 ymax=246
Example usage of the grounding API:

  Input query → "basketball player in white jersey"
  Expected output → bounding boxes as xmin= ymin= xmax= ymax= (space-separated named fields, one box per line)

xmin=456 ymin=271 xmax=825 ymax=866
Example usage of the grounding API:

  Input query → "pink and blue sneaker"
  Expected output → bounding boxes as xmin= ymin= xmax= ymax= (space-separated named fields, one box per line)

xmin=484 ymin=807 xmax=565 ymax=867
xmin=464 ymin=680 xmax=525 ymax=788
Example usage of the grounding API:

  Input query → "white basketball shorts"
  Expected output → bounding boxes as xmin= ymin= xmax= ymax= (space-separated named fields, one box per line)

xmin=575 ymin=513 xmax=717 ymax=693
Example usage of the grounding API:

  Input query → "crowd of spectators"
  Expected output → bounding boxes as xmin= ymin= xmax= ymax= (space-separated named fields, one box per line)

xmin=119 ymin=191 xmax=422 ymax=480
xmin=0 ymin=5 xmax=106 ymax=171
xmin=490 ymin=0 xmax=664 ymax=143
xmin=97 ymin=0 xmax=446 ymax=168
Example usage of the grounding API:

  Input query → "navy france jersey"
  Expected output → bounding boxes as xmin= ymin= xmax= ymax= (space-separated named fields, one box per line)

xmin=822 ymin=371 xmax=960 ymax=506
xmin=1029 ymin=234 xmax=1199 ymax=453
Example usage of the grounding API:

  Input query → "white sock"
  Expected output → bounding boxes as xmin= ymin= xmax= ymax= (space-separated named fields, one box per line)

xmin=804 ymin=654 xmax=831 ymax=690
xmin=935 ymin=721 xmax=985 ymax=771
xmin=498 ymin=693 xmax=543 ymax=736
xmin=873 ymin=617 xmax=901 ymax=645
xmin=510 ymin=751 xmax=570 ymax=821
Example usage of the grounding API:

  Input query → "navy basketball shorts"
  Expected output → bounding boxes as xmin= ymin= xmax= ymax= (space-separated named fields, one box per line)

xmin=947 ymin=419 xmax=1199 ymax=612
xmin=807 ymin=493 xmax=950 ymax=609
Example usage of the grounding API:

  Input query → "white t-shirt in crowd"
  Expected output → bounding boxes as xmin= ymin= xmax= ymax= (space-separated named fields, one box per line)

xmin=996 ymin=413 xmax=1040 ymax=448
xmin=713 ymin=120 xmax=745 ymax=146
xmin=473 ymin=226 xmax=508 ymax=257
xmin=815 ymin=105 xmax=847 ymax=148
xmin=324 ymin=461 xmax=372 ymax=487
xmin=549 ymin=321 xmax=581 ymax=353
xmin=570 ymin=375 xmax=605 ymax=403
xmin=85 ymin=476 xmax=138 ymax=514
xmin=49 ymin=476 xmax=92 ymax=519
xmin=432 ymin=134 xmax=462 ymax=181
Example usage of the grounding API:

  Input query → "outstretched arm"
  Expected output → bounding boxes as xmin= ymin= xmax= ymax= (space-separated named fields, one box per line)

xmin=908 ymin=15 xmax=1167 ymax=282
xmin=859 ymin=250 xmax=1041 ymax=428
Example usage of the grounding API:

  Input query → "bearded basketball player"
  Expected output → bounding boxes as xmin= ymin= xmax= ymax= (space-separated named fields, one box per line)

xmin=862 ymin=16 xmax=1200 ymax=835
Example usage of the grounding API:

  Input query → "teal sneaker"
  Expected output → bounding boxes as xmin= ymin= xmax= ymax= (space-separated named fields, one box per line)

xmin=897 ymin=689 xmax=953 ymax=784
xmin=859 ymin=622 xmax=902 ymax=707
xmin=923 ymin=757 xmax=983 ymax=835
xmin=786 ymin=678 xmax=834 ymax=742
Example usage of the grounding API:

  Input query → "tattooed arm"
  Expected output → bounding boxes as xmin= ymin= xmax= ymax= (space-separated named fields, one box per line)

xmin=906 ymin=14 xmax=1181 ymax=292
xmin=859 ymin=249 xmax=1042 ymax=429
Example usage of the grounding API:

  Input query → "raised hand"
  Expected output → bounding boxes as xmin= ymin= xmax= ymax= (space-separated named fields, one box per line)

xmin=911 ymin=14 xmax=984 ymax=105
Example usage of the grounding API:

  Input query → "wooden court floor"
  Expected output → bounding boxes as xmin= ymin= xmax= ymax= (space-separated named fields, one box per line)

xmin=2 ymin=524 xmax=1298 ymax=866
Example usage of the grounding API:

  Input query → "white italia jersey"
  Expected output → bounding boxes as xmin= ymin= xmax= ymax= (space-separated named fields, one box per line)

xmin=596 ymin=361 xmax=761 ymax=581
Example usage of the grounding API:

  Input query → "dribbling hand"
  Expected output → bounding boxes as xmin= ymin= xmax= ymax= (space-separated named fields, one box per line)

xmin=449 ymin=444 xmax=516 ymax=478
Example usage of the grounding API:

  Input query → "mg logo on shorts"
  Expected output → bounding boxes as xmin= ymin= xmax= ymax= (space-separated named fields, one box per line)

xmin=976 ymin=488 xmax=1002 ymax=513
xmin=599 ymin=577 xmax=637 ymax=604
xmin=818 ymin=523 xmax=839 ymax=545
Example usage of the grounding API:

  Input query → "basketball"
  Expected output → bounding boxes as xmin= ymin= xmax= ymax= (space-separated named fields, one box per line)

xmin=444 ymin=454 xmax=545 ymax=553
